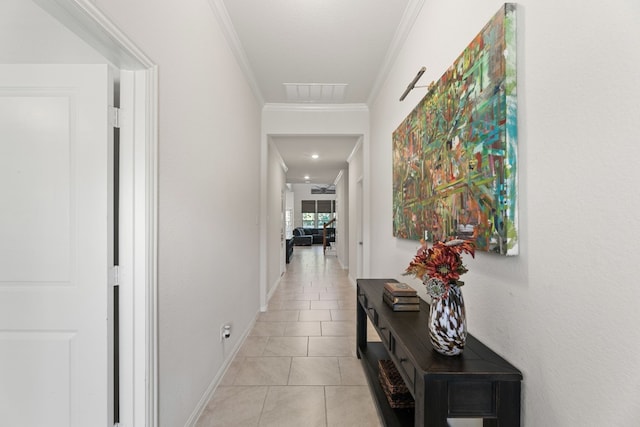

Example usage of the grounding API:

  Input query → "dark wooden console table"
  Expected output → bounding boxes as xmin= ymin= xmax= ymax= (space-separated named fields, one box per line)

xmin=356 ymin=279 xmax=522 ymax=427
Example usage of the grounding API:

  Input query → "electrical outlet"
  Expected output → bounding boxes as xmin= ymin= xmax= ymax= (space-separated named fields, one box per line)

xmin=220 ymin=323 xmax=231 ymax=342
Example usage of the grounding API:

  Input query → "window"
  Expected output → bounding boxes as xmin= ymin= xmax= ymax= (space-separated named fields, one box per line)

xmin=302 ymin=212 xmax=316 ymax=228
xmin=317 ymin=212 xmax=332 ymax=225
xmin=301 ymin=200 xmax=336 ymax=228
xmin=285 ymin=209 xmax=293 ymax=238
xmin=317 ymin=200 xmax=333 ymax=226
xmin=301 ymin=200 xmax=316 ymax=228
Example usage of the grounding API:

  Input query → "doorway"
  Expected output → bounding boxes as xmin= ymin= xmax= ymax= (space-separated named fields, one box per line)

xmin=0 ymin=1 xmax=158 ymax=425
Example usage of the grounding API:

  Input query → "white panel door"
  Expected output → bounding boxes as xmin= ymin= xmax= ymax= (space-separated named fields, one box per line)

xmin=0 ymin=64 xmax=112 ymax=427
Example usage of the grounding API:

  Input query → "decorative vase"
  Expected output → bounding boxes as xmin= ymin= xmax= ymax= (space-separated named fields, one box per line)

xmin=428 ymin=284 xmax=466 ymax=356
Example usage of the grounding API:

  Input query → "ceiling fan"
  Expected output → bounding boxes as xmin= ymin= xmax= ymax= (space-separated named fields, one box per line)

xmin=311 ymin=185 xmax=335 ymax=195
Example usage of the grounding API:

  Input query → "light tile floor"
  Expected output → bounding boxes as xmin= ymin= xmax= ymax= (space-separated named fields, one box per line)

xmin=195 ymin=245 xmax=383 ymax=427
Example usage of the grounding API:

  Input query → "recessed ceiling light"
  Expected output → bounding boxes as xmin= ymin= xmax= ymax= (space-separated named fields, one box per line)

xmin=311 ymin=154 xmax=319 ymax=159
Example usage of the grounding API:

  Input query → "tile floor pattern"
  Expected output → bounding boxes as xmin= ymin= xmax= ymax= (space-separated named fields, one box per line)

xmin=196 ymin=246 xmax=383 ymax=427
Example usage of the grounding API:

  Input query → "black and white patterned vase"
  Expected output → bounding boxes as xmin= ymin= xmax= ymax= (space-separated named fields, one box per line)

xmin=427 ymin=284 xmax=467 ymax=356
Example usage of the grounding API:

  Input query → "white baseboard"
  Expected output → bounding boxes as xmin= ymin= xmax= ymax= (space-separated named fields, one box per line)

xmin=262 ymin=274 xmax=283 ymax=311
xmin=183 ymin=312 xmax=258 ymax=427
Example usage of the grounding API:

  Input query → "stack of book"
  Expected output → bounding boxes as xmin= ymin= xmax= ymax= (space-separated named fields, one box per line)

xmin=383 ymin=282 xmax=420 ymax=311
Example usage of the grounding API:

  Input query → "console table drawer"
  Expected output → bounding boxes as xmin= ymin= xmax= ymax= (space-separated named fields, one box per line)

xmin=392 ymin=338 xmax=415 ymax=393
xmin=376 ymin=312 xmax=392 ymax=348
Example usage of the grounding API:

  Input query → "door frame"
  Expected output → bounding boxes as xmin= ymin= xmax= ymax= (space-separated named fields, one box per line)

xmin=33 ymin=1 xmax=159 ymax=425
xmin=356 ymin=177 xmax=364 ymax=279
xmin=280 ymin=189 xmax=286 ymax=276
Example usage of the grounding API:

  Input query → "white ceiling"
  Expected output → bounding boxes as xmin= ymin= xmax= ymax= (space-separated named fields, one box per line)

xmin=215 ymin=0 xmax=423 ymax=184
xmin=271 ymin=135 xmax=359 ymax=184
xmin=221 ymin=0 xmax=414 ymax=104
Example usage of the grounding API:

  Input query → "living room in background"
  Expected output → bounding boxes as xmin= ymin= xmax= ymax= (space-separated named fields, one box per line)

xmin=293 ymin=199 xmax=337 ymax=246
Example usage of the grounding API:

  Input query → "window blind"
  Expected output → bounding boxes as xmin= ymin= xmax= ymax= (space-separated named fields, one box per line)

xmin=301 ymin=200 xmax=316 ymax=213
xmin=317 ymin=200 xmax=332 ymax=213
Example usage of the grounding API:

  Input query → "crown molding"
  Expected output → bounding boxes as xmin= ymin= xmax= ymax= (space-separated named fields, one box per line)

xmin=33 ymin=0 xmax=155 ymax=69
xmin=367 ymin=0 xmax=425 ymax=105
xmin=263 ymin=103 xmax=369 ymax=113
xmin=207 ymin=0 xmax=265 ymax=105
xmin=346 ymin=136 xmax=363 ymax=164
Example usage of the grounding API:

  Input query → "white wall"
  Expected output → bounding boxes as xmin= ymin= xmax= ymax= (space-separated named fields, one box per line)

xmin=92 ymin=1 xmax=262 ymax=426
xmin=369 ymin=1 xmax=640 ymax=425
xmin=335 ymin=169 xmax=349 ymax=269
xmin=262 ymin=104 xmax=369 ymax=135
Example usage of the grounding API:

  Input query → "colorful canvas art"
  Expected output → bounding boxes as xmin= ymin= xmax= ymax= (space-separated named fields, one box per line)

xmin=392 ymin=3 xmax=517 ymax=255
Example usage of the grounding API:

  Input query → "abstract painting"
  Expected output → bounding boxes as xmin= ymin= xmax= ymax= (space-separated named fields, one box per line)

xmin=392 ymin=3 xmax=517 ymax=255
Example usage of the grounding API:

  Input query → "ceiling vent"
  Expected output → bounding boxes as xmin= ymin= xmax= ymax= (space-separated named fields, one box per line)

xmin=284 ymin=83 xmax=347 ymax=103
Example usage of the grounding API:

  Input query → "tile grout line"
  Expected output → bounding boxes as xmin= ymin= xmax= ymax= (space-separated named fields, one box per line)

xmin=323 ymin=386 xmax=329 ymax=427
xmin=256 ymin=385 xmax=270 ymax=427
xmin=285 ymin=356 xmax=293 ymax=385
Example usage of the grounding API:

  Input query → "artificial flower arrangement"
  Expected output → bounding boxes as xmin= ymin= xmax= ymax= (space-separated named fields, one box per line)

xmin=404 ymin=239 xmax=475 ymax=299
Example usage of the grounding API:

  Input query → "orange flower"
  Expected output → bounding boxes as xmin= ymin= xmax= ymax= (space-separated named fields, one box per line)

xmin=404 ymin=239 xmax=475 ymax=285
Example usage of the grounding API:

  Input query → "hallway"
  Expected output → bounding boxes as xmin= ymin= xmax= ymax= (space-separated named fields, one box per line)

xmin=195 ymin=245 xmax=382 ymax=427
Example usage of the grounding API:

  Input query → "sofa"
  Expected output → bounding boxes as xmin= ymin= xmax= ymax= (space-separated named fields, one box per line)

xmin=292 ymin=227 xmax=335 ymax=245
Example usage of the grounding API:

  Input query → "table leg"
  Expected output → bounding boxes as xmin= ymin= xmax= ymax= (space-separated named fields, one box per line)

xmin=423 ymin=380 xmax=450 ymax=427
xmin=356 ymin=290 xmax=366 ymax=359
xmin=496 ymin=381 xmax=521 ymax=426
